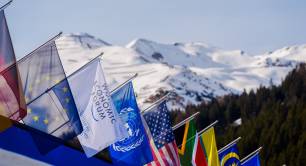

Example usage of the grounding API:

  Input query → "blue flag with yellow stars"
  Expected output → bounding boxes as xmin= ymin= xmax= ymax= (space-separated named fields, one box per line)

xmin=109 ymin=81 xmax=153 ymax=166
xmin=241 ymin=153 xmax=260 ymax=166
xmin=218 ymin=143 xmax=241 ymax=166
xmin=18 ymin=38 xmax=82 ymax=153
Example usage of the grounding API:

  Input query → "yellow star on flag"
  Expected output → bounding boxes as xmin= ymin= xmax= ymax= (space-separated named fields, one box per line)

xmin=65 ymin=98 xmax=70 ymax=103
xmin=62 ymin=87 xmax=68 ymax=93
xmin=43 ymin=118 xmax=49 ymax=125
xmin=27 ymin=108 xmax=32 ymax=114
xmin=33 ymin=116 xmax=39 ymax=122
xmin=231 ymin=163 xmax=237 ymax=166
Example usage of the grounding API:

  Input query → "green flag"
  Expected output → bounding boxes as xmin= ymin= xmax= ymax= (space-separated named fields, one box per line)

xmin=175 ymin=118 xmax=197 ymax=166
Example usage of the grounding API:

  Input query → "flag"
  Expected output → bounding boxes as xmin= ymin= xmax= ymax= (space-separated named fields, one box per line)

xmin=18 ymin=39 xmax=82 ymax=150
xmin=218 ymin=143 xmax=240 ymax=166
xmin=241 ymin=153 xmax=260 ymax=166
xmin=141 ymin=113 xmax=166 ymax=166
xmin=22 ymin=79 xmax=82 ymax=138
xmin=192 ymin=133 xmax=208 ymax=166
xmin=109 ymin=81 xmax=153 ymax=166
xmin=68 ymin=58 xmax=128 ymax=157
xmin=200 ymin=127 xmax=220 ymax=166
xmin=0 ymin=10 xmax=26 ymax=123
xmin=0 ymin=119 xmax=112 ymax=165
xmin=143 ymin=101 xmax=180 ymax=166
xmin=174 ymin=118 xmax=197 ymax=166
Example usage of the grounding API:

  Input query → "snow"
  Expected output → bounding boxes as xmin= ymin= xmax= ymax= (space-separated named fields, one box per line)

xmin=56 ymin=33 xmax=306 ymax=110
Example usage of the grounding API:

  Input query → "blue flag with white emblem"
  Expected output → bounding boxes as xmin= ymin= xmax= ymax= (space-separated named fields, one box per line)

xmin=241 ymin=153 xmax=260 ymax=166
xmin=18 ymin=38 xmax=82 ymax=153
xmin=219 ymin=143 xmax=241 ymax=166
xmin=109 ymin=81 xmax=153 ymax=166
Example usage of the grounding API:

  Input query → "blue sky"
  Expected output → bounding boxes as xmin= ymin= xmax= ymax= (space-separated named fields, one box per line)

xmin=3 ymin=0 xmax=306 ymax=58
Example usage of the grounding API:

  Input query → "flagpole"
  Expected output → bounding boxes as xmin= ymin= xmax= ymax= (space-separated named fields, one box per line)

xmin=141 ymin=92 xmax=172 ymax=113
xmin=0 ymin=0 xmax=13 ymax=11
xmin=240 ymin=146 xmax=263 ymax=163
xmin=66 ymin=52 xmax=103 ymax=79
xmin=198 ymin=120 xmax=218 ymax=135
xmin=172 ymin=112 xmax=200 ymax=130
xmin=18 ymin=32 xmax=63 ymax=62
xmin=24 ymin=52 xmax=103 ymax=106
xmin=218 ymin=137 xmax=242 ymax=154
xmin=110 ymin=73 xmax=138 ymax=94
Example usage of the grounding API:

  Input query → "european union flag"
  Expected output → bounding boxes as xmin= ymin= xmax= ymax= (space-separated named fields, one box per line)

xmin=218 ymin=143 xmax=241 ymax=166
xmin=18 ymin=38 xmax=82 ymax=152
xmin=241 ymin=153 xmax=260 ymax=166
xmin=109 ymin=81 xmax=153 ymax=166
xmin=23 ymin=79 xmax=82 ymax=139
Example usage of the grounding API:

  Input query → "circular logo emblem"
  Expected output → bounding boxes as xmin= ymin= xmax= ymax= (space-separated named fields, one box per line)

xmin=112 ymin=107 xmax=144 ymax=152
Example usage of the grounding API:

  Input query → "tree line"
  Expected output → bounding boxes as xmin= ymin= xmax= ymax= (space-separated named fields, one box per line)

xmin=171 ymin=64 xmax=306 ymax=165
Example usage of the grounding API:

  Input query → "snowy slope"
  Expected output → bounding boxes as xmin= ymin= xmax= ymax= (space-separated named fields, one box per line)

xmin=56 ymin=33 xmax=306 ymax=110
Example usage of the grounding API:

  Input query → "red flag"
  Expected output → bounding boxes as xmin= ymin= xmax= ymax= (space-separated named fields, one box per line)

xmin=0 ymin=10 xmax=26 ymax=123
xmin=192 ymin=133 xmax=208 ymax=166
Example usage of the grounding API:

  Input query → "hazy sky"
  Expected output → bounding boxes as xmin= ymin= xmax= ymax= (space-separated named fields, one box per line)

xmin=2 ymin=0 xmax=306 ymax=58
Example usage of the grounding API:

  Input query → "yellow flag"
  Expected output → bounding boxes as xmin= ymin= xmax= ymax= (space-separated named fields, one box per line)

xmin=200 ymin=127 xmax=220 ymax=166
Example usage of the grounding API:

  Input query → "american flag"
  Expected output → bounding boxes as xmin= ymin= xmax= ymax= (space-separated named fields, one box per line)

xmin=143 ymin=101 xmax=180 ymax=166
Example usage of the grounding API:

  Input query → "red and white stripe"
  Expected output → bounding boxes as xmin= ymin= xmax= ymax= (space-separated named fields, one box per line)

xmin=141 ymin=115 xmax=180 ymax=166
xmin=146 ymin=141 xmax=181 ymax=166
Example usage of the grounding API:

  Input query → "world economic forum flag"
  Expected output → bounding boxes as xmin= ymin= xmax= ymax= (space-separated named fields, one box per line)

xmin=218 ymin=143 xmax=240 ymax=166
xmin=68 ymin=58 xmax=128 ymax=157
xmin=18 ymin=39 xmax=83 ymax=145
xmin=109 ymin=81 xmax=153 ymax=166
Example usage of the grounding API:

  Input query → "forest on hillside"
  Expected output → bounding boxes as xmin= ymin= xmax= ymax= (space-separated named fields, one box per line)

xmin=171 ymin=64 xmax=306 ymax=165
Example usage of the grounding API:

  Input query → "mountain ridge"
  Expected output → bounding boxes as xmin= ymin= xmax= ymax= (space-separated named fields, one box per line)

xmin=56 ymin=33 xmax=306 ymax=110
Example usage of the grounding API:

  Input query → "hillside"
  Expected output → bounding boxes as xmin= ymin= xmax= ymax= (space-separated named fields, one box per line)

xmin=171 ymin=64 xmax=306 ymax=165
xmin=56 ymin=33 xmax=306 ymax=110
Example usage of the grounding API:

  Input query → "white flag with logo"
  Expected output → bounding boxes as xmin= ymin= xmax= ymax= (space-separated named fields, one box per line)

xmin=68 ymin=58 xmax=128 ymax=157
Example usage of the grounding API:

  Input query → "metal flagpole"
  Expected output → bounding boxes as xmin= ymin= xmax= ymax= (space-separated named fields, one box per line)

xmin=172 ymin=112 xmax=200 ymax=130
xmin=0 ymin=0 xmax=13 ymax=11
xmin=110 ymin=73 xmax=138 ymax=94
xmin=198 ymin=120 xmax=218 ymax=135
xmin=218 ymin=137 xmax=242 ymax=154
xmin=177 ymin=121 xmax=218 ymax=149
xmin=16 ymin=32 xmax=62 ymax=106
xmin=141 ymin=91 xmax=172 ymax=113
xmin=66 ymin=52 xmax=103 ymax=79
xmin=17 ymin=32 xmax=63 ymax=62
xmin=241 ymin=147 xmax=263 ymax=163
xmin=25 ymin=52 xmax=103 ymax=106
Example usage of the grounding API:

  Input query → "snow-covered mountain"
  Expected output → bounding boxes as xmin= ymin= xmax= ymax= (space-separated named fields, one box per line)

xmin=56 ymin=33 xmax=306 ymax=110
